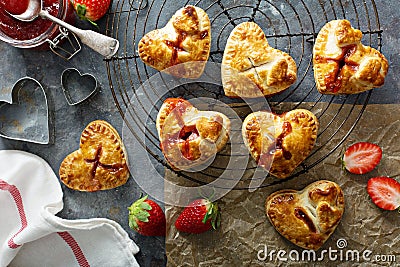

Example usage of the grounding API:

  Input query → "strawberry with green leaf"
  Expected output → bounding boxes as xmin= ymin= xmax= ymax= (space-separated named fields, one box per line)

xmin=128 ymin=195 xmax=166 ymax=236
xmin=175 ymin=198 xmax=221 ymax=234
xmin=71 ymin=0 xmax=111 ymax=26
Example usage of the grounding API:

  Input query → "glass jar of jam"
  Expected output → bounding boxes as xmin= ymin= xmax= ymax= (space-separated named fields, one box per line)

xmin=0 ymin=0 xmax=75 ymax=50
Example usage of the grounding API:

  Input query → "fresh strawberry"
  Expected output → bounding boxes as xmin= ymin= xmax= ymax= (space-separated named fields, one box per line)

xmin=367 ymin=177 xmax=400 ymax=211
xmin=342 ymin=142 xmax=382 ymax=174
xmin=175 ymin=198 xmax=220 ymax=234
xmin=71 ymin=0 xmax=111 ymax=25
xmin=128 ymin=195 xmax=166 ymax=236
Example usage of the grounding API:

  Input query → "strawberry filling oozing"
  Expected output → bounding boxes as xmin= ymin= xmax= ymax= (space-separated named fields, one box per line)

xmin=161 ymin=125 xmax=199 ymax=161
xmin=161 ymin=99 xmax=201 ymax=161
xmin=275 ymin=121 xmax=293 ymax=160
xmin=324 ymin=45 xmax=359 ymax=93
xmin=163 ymin=6 xmax=209 ymax=66
xmin=179 ymin=125 xmax=199 ymax=160
xmin=259 ymin=121 xmax=293 ymax=167
xmin=0 ymin=0 xmax=59 ymax=40
xmin=294 ymin=207 xmax=317 ymax=233
xmin=179 ymin=125 xmax=199 ymax=141
xmin=164 ymin=98 xmax=190 ymax=118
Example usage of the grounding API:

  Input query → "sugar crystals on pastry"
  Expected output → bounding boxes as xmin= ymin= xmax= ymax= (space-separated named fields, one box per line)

xmin=138 ymin=5 xmax=211 ymax=78
xmin=313 ymin=19 xmax=388 ymax=94
xmin=242 ymin=109 xmax=318 ymax=179
xmin=265 ymin=180 xmax=345 ymax=250
xmin=59 ymin=120 xmax=130 ymax=192
xmin=222 ymin=22 xmax=297 ymax=98
xmin=156 ymin=98 xmax=230 ymax=170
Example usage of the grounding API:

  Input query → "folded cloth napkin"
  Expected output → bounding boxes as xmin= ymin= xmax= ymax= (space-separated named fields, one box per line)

xmin=0 ymin=150 xmax=140 ymax=267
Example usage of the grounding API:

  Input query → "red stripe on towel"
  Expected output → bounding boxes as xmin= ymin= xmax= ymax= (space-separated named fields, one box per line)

xmin=58 ymin=231 xmax=90 ymax=267
xmin=0 ymin=179 xmax=28 ymax=249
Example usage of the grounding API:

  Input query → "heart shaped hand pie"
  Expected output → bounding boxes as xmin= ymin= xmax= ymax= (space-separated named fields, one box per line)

xmin=313 ymin=20 xmax=388 ymax=94
xmin=242 ymin=109 xmax=318 ymax=179
xmin=156 ymin=98 xmax=230 ymax=170
xmin=265 ymin=180 xmax=345 ymax=250
xmin=59 ymin=120 xmax=130 ymax=192
xmin=222 ymin=22 xmax=297 ymax=98
xmin=138 ymin=5 xmax=211 ymax=78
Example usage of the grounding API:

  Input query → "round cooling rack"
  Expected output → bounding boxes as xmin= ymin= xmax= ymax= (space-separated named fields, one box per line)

xmin=104 ymin=0 xmax=383 ymax=190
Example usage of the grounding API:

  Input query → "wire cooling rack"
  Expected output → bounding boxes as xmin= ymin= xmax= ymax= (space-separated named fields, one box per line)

xmin=104 ymin=0 xmax=383 ymax=189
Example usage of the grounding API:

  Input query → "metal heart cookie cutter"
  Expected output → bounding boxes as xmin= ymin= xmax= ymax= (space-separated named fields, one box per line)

xmin=0 ymin=77 xmax=50 ymax=144
xmin=61 ymin=68 xmax=99 ymax=106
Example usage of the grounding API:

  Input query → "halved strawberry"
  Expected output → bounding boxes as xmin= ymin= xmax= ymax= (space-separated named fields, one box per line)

xmin=342 ymin=142 xmax=382 ymax=174
xmin=367 ymin=177 xmax=400 ymax=211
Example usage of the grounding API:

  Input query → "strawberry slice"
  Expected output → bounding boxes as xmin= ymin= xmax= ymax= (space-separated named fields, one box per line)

xmin=342 ymin=142 xmax=382 ymax=174
xmin=367 ymin=177 xmax=400 ymax=211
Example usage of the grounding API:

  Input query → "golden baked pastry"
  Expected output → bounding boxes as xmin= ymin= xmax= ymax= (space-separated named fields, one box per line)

xmin=265 ymin=180 xmax=345 ymax=250
xmin=242 ymin=109 xmax=318 ymax=179
xmin=313 ymin=19 xmax=388 ymax=94
xmin=59 ymin=120 xmax=130 ymax=192
xmin=138 ymin=5 xmax=211 ymax=78
xmin=222 ymin=22 xmax=297 ymax=98
xmin=156 ymin=98 xmax=230 ymax=170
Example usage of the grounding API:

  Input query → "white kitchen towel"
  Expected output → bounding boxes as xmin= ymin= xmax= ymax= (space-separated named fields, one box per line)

xmin=0 ymin=150 xmax=140 ymax=267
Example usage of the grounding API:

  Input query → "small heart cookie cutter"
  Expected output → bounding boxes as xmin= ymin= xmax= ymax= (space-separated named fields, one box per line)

xmin=61 ymin=68 xmax=99 ymax=106
xmin=0 ymin=77 xmax=50 ymax=144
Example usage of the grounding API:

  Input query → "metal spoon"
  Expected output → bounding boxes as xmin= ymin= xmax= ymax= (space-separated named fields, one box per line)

xmin=8 ymin=0 xmax=119 ymax=58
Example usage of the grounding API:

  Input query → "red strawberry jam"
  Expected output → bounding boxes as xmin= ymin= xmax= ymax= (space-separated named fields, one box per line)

xmin=0 ymin=0 xmax=59 ymax=40
xmin=0 ymin=0 xmax=30 ymax=15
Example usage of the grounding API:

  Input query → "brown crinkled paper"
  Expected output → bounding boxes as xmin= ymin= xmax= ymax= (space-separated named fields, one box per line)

xmin=165 ymin=103 xmax=400 ymax=266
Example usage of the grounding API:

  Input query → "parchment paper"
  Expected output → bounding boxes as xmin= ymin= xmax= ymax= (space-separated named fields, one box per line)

xmin=165 ymin=103 xmax=400 ymax=266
